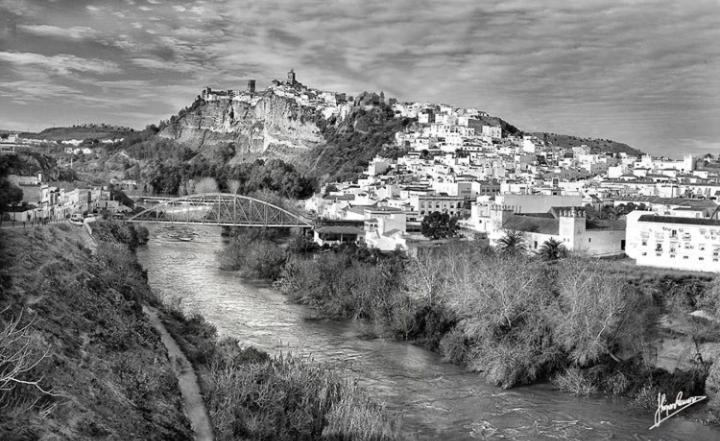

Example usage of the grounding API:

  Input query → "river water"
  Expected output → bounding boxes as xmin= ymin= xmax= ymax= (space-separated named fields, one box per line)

xmin=137 ymin=225 xmax=719 ymax=441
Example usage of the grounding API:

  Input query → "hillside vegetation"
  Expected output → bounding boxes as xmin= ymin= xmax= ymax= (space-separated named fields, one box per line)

xmin=0 ymin=225 xmax=192 ymax=440
xmin=309 ymin=95 xmax=414 ymax=182
xmin=532 ymin=132 xmax=643 ymax=156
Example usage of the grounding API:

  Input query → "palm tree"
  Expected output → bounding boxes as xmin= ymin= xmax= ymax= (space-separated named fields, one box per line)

xmin=537 ymin=238 xmax=568 ymax=261
xmin=497 ymin=230 xmax=526 ymax=256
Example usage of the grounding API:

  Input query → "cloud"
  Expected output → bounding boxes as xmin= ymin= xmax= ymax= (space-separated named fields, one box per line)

xmin=130 ymin=57 xmax=197 ymax=72
xmin=18 ymin=24 xmax=99 ymax=40
xmin=0 ymin=51 xmax=120 ymax=75
xmin=0 ymin=0 xmax=718 ymax=154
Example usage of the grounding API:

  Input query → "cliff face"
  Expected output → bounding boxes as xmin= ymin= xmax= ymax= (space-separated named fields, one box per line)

xmin=158 ymin=92 xmax=325 ymax=159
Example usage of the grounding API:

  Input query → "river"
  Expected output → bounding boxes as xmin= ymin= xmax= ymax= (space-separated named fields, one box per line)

xmin=136 ymin=225 xmax=719 ymax=441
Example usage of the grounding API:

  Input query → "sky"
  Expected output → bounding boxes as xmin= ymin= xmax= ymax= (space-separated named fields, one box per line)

xmin=0 ymin=0 xmax=719 ymax=157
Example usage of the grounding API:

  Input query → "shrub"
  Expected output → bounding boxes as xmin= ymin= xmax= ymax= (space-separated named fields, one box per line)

xmin=551 ymin=368 xmax=598 ymax=396
xmin=439 ymin=327 xmax=470 ymax=364
xmin=205 ymin=348 xmax=402 ymax=441
xmin=217 ymin=234 xmax=286 ymax=279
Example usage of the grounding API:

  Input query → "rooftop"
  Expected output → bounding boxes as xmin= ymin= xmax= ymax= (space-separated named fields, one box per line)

xmin=637 ymin=215 xmax=720 ymax=226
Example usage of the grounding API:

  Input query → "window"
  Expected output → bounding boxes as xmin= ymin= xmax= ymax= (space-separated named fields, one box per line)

xmin=641 ymin=240 xmax=647 ymax=246
xmin=655 ymin=244 xmax=663 ymax=252
xmin=588 ymin=238 xmax=592 ymax=243
xmin=671 ymin=229 xmax=677 ymax=238
xmin=534 ymin=241 xmax=538 ymax=249
xmin=683 ymin=256 xmax=689 ymax=259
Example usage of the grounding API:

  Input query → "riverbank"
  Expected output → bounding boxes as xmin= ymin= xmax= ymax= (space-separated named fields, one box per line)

xmin=0 ymin=223 xmax=193 ymax=440
xmin=155 ymin=288 xmax=403 ymax=441
xmin=0 ymin=222 xmax=405 ymax=440
xmin=218 ymin=232 xmax=720 ymax=425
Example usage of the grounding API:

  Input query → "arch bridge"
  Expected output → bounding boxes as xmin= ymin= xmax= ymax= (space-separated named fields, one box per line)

xmin=127 ymin=193 xmax=313 ymax=228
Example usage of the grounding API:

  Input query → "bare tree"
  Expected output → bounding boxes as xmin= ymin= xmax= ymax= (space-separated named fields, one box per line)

xmin=0 ymin=309 xmax=52 ymax=410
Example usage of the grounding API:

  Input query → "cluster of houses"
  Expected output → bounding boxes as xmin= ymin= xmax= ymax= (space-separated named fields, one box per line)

xmin=2 ymin=174 xmax=131 ymax=224
xmin=304 ymin=102 xmax=720 ymax=273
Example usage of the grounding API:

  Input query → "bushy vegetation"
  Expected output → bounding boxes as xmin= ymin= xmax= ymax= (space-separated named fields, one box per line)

xmin=93 ymin=221 xmax=149 ymax=251
xmin=532 ymin=132 xmax=643 ymax=156
xmin=227 ymin=238 xmax=720 ymax=409
xmin=0 ymin=225 xmax=192 ymax=440
xmin=0 ymin=159 xmax=23 ymax=216
xmin=145 ymin=157 xmax=316 ymax=198
xmin=420 ymin=211 xmax=459 ymax=240
xmin=217 ymin=233 xmax=287 ymax=280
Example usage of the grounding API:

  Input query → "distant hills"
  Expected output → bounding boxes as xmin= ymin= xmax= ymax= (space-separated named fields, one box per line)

xmin=19 ymin=124 xmax=135 ymax=141
xmin=531 ymin=132 xmax=643 ymax=156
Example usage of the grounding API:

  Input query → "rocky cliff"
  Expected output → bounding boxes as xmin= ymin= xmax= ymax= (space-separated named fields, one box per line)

xmin=158 ymin=91 xmax=326 ymax=161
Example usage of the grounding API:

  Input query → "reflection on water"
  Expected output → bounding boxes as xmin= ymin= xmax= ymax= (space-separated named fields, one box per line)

xmin=137 ymin=225 xmax=718 ymax=441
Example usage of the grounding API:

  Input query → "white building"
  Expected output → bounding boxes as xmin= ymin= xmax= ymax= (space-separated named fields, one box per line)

xmin=364 ymin=208 xmax=408 ymax=251
xmin=486 ymin=206 xmax=626 ymax=257
xmin=625 ymin=211 xmax=720 ymax=272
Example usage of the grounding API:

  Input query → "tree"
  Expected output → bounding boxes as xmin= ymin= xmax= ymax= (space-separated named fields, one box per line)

xmin=497 ymin=230 xmax=525 ymax=256
xmin=537 ymin=238 xmax=568 ymax=261
xmin=0 ymin=160 xmax=23 ymax=219
xmin=0 ymin=179 xmax=23 ymax=215
xmin=0 ymin=309 xmax=51 ymax=410
xmin=421 ymin=211 xmax=458 ymax=240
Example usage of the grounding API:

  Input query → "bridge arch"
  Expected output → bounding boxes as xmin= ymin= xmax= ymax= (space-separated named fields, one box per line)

xmin=127 ymin=193 xmax=313 ymax=228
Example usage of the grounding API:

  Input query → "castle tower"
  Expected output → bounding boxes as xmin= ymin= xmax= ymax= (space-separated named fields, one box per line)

xmin=380 ymin=91 xmax=385 ymax=104
xmin=287 ymin=68 xmax=296 ymax=85
xmin=247 ymin=79 xmax=256 ymax=93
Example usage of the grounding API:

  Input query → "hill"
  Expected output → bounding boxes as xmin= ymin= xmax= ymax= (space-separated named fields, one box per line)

xmin=20 ymin=124 xmax=135 ymax=141
xmin=532 ymin=132 xmax=643 ymax=156
xmin=50 ymin=80 xmax=646 ymax=187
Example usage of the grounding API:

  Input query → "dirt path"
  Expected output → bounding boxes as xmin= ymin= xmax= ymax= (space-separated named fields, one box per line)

xmin=144 ymin=305 xmax=214 ymax=441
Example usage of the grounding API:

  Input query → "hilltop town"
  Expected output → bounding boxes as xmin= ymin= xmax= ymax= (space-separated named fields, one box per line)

xmin=3 ymin=69 xmax=720 ymax=273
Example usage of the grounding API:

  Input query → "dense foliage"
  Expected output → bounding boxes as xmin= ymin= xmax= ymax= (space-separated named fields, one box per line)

xmin=0 ymin=161 xmax=23 ymax=215
xmin=420 ymin=211 xmax=459 ymax=240
xmin=145 ymin=158 xmax=316 ymax=198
